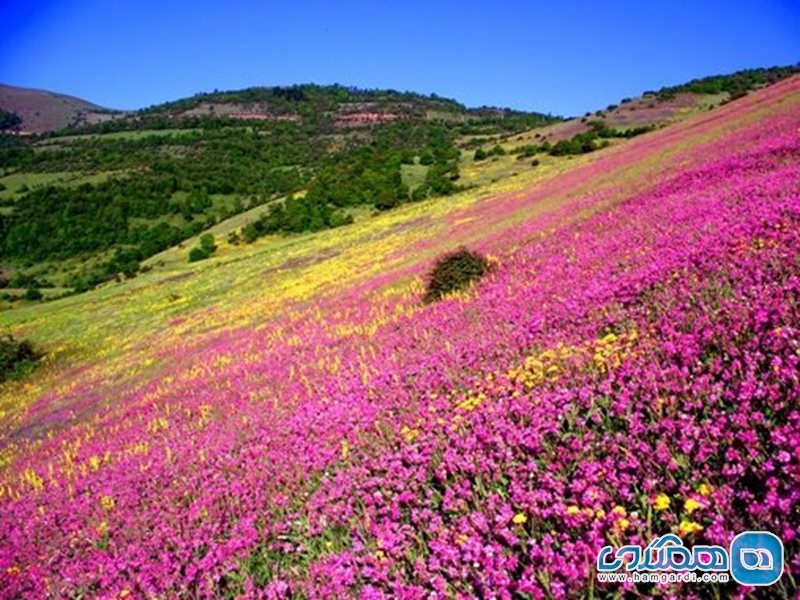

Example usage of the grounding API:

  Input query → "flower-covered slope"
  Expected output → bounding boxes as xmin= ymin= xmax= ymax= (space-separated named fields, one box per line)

xmin=0 ymin=77 xmax=799 ymax=597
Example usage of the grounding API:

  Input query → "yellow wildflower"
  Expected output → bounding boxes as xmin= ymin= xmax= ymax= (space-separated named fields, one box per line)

xmin=198 ymin=403 xmax=212 ymax=426
xmin=97 ymin=521 xmax=109 ymax=535
xmin=512 ymin=513 xmax=528 ymax=525
xmin=601 ymin=332 xmax=618 ymax=345
xmin=612 ymin=505 xmax=627 ymax=516
xmin=678 ymin=520 xmax=704 ymax=536
xmin=22 ymin=468 xmax=44 ymax=492
xmin=100 ymin=495 xmax=115 ymax=511
xmin=148 ymin=417 xmax=169 ymax=432
xmin=697 ymin=483 xmax=713 ymax=497
xmin=456 ymin=393 xmax=485 ymax=412
xmin=539 ymin=349 xmax=556 ymax=362
xmin=340 ymin=441 xmax=349 ymax=460
xmin=616 ymin=518 xmax=630 ymax=531
xmin=400 ymin=426 xmax=420 ymax=442
xmin=683 ymin=498 xmax=702 ymax=514
xmin=566 ymin=505 xmax=581 ymax=515
xmin=653 ymin=493 xmax=670 ymax=511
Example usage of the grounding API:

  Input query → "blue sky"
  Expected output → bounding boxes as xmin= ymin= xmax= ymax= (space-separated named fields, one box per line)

xmin=0 ymin=0 xmax=797 ymax=116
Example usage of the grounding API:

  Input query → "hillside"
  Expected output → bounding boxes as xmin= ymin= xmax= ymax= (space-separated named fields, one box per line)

xmin=0 ymin=84 xmax=564 ymax=296
xmin=0 ymin=69 xmax=798 ymax=597
xmin=3 ymin=67 xmax=795 ymax=303
xmin=137 ymin=85 xmax=535 ymax=128
xmin=0 ymin=84 xmax=122 ymax=133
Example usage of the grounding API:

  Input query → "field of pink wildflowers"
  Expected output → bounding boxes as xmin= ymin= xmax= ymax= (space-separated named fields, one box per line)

xmin=1 ymin=78 xmax=799 ymax=598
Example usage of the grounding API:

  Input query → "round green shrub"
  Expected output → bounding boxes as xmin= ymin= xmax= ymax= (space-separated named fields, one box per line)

xmin=188 ymin=247 xmax=209 ymax=262
xmin=423 ymin=247 xmax=489 ymax=303
xmin=24 ymin=288 xmax=43 ymax=301
xmin=0 ymin=333 xmax=39 ymax=382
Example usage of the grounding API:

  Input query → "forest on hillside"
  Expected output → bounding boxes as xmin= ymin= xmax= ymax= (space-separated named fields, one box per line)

xmin=0 ymin=85 xmax=560 ymax=293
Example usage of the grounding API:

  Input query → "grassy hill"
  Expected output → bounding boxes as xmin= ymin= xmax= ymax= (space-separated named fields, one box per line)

xmin=0 ymin=68 xmax=793 ymax=305
xmin=0 ymin=84 xmax=563 ymax=296
xmin=3 ymin=66 xmax=795 ymax=303
xmin=0 ymin=68 xmax=798 ymax=596
xmin=0 ymin=84 xmax=123 ymax=133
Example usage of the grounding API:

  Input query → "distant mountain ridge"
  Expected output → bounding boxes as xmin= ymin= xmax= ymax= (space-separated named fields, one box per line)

xmin=94 ymin=84 xmax=561 ymax=135
xmin=0 ymin=84 xmax=122 ymax=133
xmin=3 ymin=64 xmax=797 ymax=135
xmin=0 ymin=83 xmax=560 ymax=135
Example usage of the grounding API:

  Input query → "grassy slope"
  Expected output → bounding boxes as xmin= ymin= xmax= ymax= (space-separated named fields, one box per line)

xmin=0 ymin=85 xmax=739 ymax=290
xmin=0 ymin=94 xmax=556 ymax=288
xmin=0 ymin=170 xmax=124 ymax=200
xmin=1 ymin=77 xmax=797 ymax=433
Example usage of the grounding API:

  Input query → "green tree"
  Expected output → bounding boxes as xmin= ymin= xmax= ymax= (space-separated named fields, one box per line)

xmin=242 ymin=223 xmax=260 ymax=243
xmin=329 ymin=211 xmax=354 ymax=228
xmin=411 ymin=186 xmax=428 ymax=201
xmin=24 ymin=287 xmax=43 ymax=301
xmin=0 ymin=110 xmax=22 ymax=131
xmin=188 ymin=247 xmax=209 ymax=262
xmin=199 ymin=233 xmax=217 ymax=254
xmin=0 ymin=334 xmax=39 ymax=382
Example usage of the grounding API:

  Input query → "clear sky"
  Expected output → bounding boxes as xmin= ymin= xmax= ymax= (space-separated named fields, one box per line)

xmin=1 ymin=0 xmax=798 ymax=116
